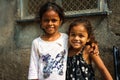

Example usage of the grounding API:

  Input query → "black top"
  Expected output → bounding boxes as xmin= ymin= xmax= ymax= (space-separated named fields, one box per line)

xmin=66 ymin=51 xmax=95 ymax=80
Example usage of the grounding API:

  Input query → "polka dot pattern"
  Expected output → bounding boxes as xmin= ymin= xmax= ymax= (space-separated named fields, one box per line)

xmin=66 ymin=52 xmax=95 ymax=80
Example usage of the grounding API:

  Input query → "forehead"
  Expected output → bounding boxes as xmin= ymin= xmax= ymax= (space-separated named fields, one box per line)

xmin=70 ymin=24 xmax=87 ymax=33
xmin=42 ymin=9 xmax=60 ymax=19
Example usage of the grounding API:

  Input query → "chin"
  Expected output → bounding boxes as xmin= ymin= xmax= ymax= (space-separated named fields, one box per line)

xmin=73 ymin=47 xmax=81 ymax=49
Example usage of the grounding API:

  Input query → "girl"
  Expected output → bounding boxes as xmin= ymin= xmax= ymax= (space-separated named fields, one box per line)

xmin=28 ymin=2 xmax=68 ymax=80
xmin=66 ymin=18 xmax=113 ymax=80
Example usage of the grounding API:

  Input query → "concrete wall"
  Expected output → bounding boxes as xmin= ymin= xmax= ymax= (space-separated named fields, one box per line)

xmin=0 ymin=0 xmax=120 ymax=80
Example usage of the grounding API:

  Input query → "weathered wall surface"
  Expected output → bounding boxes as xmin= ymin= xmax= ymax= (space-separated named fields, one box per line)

xmin=0 ymin=0 xmax=119 ymax=80
xmin=109 ymin=0 xmax=120 ymax=46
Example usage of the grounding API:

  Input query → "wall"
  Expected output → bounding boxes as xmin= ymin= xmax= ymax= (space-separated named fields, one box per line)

xmin=0 ymin=0 xmax=120 ymax=80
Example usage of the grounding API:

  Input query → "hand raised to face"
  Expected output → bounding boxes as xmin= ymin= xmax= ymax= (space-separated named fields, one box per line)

xmin=84 ymin=43 xmax=99 ymax=55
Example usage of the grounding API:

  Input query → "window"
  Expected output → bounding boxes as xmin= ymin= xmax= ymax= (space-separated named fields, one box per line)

xmin=17 ymin=0 xmax=110 ymax=20
xmin=62 ymin=0 xmax=109 ymax=17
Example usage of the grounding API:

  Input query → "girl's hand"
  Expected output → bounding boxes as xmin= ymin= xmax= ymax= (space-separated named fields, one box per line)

xmin=85 ymin=43 xmax=99 ymax=55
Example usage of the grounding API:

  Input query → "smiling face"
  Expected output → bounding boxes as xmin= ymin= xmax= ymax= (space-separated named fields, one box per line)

xmin=69 ymin=24 xmax=90 ymax=50
xmin=41 ymin=9 xmax=62 ymax=35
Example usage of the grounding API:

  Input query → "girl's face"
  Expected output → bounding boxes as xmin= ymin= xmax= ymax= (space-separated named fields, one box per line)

xmin=69 ymin=24 xmax=90 ymax=50
xmin=41 ymin=9 xmax=62 ymax=35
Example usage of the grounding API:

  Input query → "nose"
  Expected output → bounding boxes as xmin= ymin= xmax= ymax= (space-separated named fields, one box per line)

xmin=74 ymin=36 xmax=79 ymax=40
xmin=48 ymin=20 xmax=52 ymax=25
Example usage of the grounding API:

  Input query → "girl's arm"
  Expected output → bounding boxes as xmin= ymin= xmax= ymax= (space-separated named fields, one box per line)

xmin=28 ymin=40 xmax=39 ymax=80
xmin=90 ymin=53 xmax=113 ymax=80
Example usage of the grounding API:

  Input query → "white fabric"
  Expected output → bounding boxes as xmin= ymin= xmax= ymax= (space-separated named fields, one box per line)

xmin=28 ymin=33 xmax=68 ymax=80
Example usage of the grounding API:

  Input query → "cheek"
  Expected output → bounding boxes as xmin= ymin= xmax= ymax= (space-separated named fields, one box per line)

xmin=79 ymin=37 xmax=85 ymax=41
xmin=68 ymin=36 xmax=72 ymax=41
xmin=41 ymin=22 xmax=46 ymax=29
xmin=56 ymin=22 xmax=61 ymax=28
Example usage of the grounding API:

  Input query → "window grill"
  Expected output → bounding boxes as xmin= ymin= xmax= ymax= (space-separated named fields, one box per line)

xmin=27 ymin=0 xmax=49 ymax=16
xmin=62 ymin=0 xmax=98 ymax=11
xmin=17 ymin=0 xmax=109 ymax=20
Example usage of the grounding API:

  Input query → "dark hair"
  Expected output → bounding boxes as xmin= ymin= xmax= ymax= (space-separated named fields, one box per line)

xmin=68 ymin=18 xmax=97 ymax=45
xmin=37 ymin=1 xmax=64 ymax=24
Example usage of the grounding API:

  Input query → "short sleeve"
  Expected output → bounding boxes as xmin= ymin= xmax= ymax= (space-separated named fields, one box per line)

xmin=28 ymin=40 xmax=39 ymax=79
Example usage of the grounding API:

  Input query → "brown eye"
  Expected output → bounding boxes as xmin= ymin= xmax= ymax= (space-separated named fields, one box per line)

xmin=51 ymin=19 xmax=58 ymax=22
xmin=70 ymin=33 xmax=76 ymax=37
xmin=43 ymin=19 xmax=49 ymax=22
xmin=79 ymin=34 xmax=84 ymax=38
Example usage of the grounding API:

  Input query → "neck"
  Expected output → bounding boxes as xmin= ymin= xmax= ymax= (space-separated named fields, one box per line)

xmin=42 ymin=32 xmax=61 ymax=41
xmin=71 ymin=47 xmax=82 ymax=53
xmin=68 ymin=47 xmax=82 ymax=57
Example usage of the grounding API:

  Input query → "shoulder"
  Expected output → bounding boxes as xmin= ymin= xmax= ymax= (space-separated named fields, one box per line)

xmin=32 ymin=37 xmax=41 ymax=45
xmin=60 ymin=33 xmax=68 ymax=39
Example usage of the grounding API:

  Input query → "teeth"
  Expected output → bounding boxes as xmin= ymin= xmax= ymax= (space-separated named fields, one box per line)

xmin=73 ymin=41 xmax=81 ymax=44
xmin=73 ymin=42 xmax=79 ymax=44
xmin=49 ymin=26 xmax=54 ymax=28
xmin=47 ymin=26 xmax=54 ymax=29
xmin=74 ymin=41 xmax=80 ymax=43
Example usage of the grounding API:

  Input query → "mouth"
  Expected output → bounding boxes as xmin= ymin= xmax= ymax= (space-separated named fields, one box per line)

xmin=72 ymin=41 xmax=81 ymax=45
xmin=47 ymin=26 xmax=54 ymax=28
xmin=47 ymin=26 xmax=54 ymax=30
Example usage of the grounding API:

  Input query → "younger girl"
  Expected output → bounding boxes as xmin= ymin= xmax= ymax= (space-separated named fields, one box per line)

xmin=66 ymin=18 xmax=113 ymax=80
xmin=28 ymin=2 xmax=68 ymax=80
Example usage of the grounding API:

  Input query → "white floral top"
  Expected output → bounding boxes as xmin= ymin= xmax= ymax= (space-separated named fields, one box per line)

xmin=28 ymin=33 xmax=68 ymax=80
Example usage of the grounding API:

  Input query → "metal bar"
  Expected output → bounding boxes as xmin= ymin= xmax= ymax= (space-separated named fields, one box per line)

xmin=113 ymin=46 xmax=119 ymax=80
xmin=65 ymin=11 xmax=111 ymax=18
